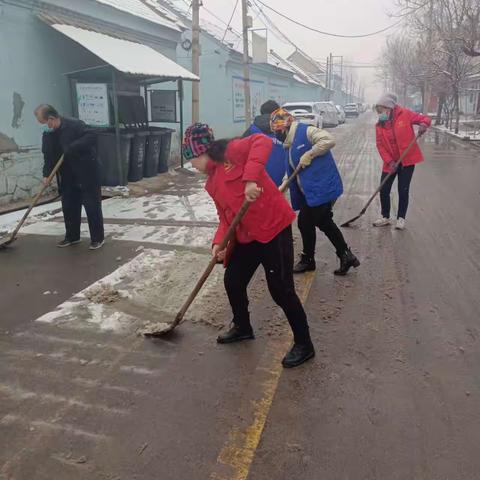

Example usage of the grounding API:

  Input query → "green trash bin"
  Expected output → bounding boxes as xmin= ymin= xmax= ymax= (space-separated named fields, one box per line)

xmin=96 ymin=129 xmax=133 ymax=186
xmin=158 ymin=128 xmax=174 ymax=174
xmin=144 ymin=128 xmax=163 ymax=177
xmin=127 ymin=130 xmax=150 ymax=182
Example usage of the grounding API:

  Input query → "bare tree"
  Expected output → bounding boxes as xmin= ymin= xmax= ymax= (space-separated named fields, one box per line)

xmin=389 ymin=0 xmax=480 ymax=131
xmin=378 ymin=35 xmax=430 ymax=105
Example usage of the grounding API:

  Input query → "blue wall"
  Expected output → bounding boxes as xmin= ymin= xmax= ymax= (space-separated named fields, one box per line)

xmin=0 ymin=1 xmax=183 ymax=203
xmin=174 ymin=32 xmax=327 ymax=138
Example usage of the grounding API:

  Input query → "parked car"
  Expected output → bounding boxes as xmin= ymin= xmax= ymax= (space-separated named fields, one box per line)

xmin=317 ymin=101 xmax=339 ymax=127
xmin=335 ymin=104 xmax=346 ymax=124
xmin=283 ymin=102 xmax=324 ymax=128
xmin=344 ymin=103 xmax=360 ymax=118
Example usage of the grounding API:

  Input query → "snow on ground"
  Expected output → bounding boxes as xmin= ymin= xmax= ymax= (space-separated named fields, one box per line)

xmin=2 ymin=189 xmax=218 ymax=248
xmin=22 ymin=222 xmax=216 ymax=249
xmin=36 ymin=248 xmax=227 ymax=333
xmin=0 ymin=201 xmax=62 ymax=234
xmin=4 ymin=183 xmax=225 ymax=333
xmin=98 ymin=191 xmax=217 ymax=222
xmin=433 ymin=125 xmax=480 ymax=141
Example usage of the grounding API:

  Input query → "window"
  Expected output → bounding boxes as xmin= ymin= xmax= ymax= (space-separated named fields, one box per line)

xmin=284 ymin=104 xmax=312 ymax=113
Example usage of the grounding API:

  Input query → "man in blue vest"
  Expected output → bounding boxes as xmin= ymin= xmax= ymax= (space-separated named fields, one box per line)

xmin=270 ymin=108 xmax=360 ymax=276
xmin=243 ymin=100 xmax=286 ymax=186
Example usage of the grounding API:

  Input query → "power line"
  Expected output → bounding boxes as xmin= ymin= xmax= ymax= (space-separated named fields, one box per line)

xmin=221 ymin=0 xmax=240 ymax=43
xmin=251 ymin=0 xmax=304 ymax=54
xmin=254 ymin=0 xmax=404 ymax=38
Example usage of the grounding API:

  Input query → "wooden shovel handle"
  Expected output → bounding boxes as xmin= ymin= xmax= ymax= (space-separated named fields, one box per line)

xmin=174 ymin=164 xmax=303 ymax=326
xmin=9 ymin=155 xmax=64 ymax=241
xmin=174 ymin=200 xmax=250 ymax=324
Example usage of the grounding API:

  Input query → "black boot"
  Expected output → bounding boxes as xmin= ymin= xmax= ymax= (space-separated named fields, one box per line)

xmin=282 ymin=341 xmax=315 ymax=368
xmin=334 ymin=248 xmax=360 ymax=276
xmin=217 ymin=324 xmax=255 ymax=344
xmin=293 ymin=254 xmax=316 ymax=274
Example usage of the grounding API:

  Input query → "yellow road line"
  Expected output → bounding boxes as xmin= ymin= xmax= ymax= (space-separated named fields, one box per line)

xmin=210 ymin=271 xmax=316 ymax=480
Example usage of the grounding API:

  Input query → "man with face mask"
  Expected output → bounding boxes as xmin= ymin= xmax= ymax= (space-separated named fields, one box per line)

xmin=34 ymin=104 xmax=104 ymax=249
xmin=374 ymin=93 xmax=431 ymax=230
xmin=242 ymin=100 xmax=286 ymax=186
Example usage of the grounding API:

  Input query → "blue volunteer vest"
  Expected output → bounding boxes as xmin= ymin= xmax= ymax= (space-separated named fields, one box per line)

xmin=249 ymin=124 xmax=287 ymax=186
xmin=286 ymin=122 xmax=343 ymax=210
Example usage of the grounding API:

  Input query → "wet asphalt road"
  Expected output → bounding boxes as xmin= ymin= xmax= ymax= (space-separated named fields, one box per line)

xmin=1 ymin=115 xmax=480 ymax=480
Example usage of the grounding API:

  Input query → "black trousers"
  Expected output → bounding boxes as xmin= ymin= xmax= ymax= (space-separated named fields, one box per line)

xmin=380 ymin=164 xmax=415 ymax=219
xmin=61 ymin=184 xmax=104 ymax=243
xmin=224 ymin=226 xmax=310 ymax=344
xmin=298 ymin=201 xmax=348 ymax=258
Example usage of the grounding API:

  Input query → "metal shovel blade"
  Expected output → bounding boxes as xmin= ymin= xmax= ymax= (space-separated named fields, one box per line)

xmin=139 ymin=313 xmax=182 ymax=337
xmin=340 ymin=213 xmax=364 ymax=228
xmin=0 ymin=235 xmax=15 ymax=249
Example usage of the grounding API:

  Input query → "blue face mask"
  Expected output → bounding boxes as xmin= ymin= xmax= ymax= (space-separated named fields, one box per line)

xmin=42 ymin=125 xmax=54 ymax=134
xmin=378 ymin=112 xmax=389 ymax=123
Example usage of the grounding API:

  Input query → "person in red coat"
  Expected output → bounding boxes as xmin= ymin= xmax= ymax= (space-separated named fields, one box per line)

xmin=374 ymin=94 xmax=431 ymax=230
xmin=182 ymin=123 xmax=314 ymax=368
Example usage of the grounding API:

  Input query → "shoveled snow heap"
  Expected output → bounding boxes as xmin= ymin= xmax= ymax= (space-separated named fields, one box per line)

xmin=36 ymin=249 xmax=231 ymax=333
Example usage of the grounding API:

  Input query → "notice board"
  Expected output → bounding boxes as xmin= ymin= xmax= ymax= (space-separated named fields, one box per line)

xmin=76 ymin=83 xmax=110 ymax=126
xmin=150 ymin=90 xmax=177 ymax=123
xmin=232 ymin=76 xmax=265 ymax=122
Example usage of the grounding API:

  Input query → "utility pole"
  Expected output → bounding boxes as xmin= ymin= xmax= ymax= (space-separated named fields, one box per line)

xmin=192 ymin=0 xmax=200 ymax=122
xmin=329 ymin=52 xmax=333 ymax=91
xmin=340 ymin=56 xmax=343 ymax=91
xmin=325 ymin=55 xmax=330 ymax=90
xmin=241 ymin=0 xmax=252 ymax=129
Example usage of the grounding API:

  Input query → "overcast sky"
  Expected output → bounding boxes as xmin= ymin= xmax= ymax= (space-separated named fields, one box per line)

xmin=200 ymin=0 xmax=401 ymax=102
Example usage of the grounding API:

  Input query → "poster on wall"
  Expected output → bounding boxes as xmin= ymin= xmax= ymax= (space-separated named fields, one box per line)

xmin=150 ymin=90 xmax=177 ymax=123
xmin=76 ymin=83 xmax=110 ymax=127
xmin=267 ymin=83 xmax=288 ymax=106
xmin=232 ymin=76 xmax=265 ymax=122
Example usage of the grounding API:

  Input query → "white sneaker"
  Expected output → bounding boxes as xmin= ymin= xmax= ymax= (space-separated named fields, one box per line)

xmin=395 ymin=218 xmax=406 ymax=230
xmin=373 ymin=217 xmax=391 ymax=227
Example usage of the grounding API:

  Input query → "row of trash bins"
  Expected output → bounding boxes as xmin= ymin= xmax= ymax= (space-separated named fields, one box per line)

xmin=96 ymin=127 xmax=174 ymax=186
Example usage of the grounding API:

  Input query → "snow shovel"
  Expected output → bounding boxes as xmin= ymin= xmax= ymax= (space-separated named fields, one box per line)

xmin=141 ymin=163 xmax=303 ymax=337
xmin=0 ymin=155 xmax=64 ymax=249
xmin=341 ymin=135 xmax=420 ymax=228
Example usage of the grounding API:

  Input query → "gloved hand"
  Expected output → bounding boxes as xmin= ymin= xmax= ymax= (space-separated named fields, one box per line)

xmin=299 ymin=151 xmax=314 ymax=168
xmin=418 ymin=123 xmax=429 ymax=136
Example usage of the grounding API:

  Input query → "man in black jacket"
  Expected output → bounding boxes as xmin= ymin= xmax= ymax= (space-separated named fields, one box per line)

xmin=242 ymin=99 xmax=280 ymax=137
xmin=34 ymin=104 xmax=104 ymax=250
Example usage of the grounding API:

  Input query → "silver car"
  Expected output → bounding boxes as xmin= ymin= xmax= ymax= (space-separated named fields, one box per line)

xmin=283 ymin=102 xmax=324 ymax=128
xmin=335 ymin=105 xmax=346 ymax=124
xmin=317 ymin=102 xmax=339 ymax=128
xmin=344 ymin=103 xmax=359 ymax=118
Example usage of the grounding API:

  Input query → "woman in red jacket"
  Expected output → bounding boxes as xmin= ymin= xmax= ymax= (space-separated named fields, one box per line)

xmin=182 ymin=123 xmax=314 ymax=368
xmin=374 ymin=94 xmax=431 ymax=230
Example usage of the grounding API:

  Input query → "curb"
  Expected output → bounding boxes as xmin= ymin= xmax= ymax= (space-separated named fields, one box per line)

xmin=432 ymin=126 xmax=480 ymax=150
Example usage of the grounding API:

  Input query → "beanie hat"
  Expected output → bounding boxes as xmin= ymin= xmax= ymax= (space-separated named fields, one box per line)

xmin=385 ymin=92 xmax=398 ymax=103
xmin=260 ymin=100 xmax=280 ymax=115
xmin=182 ymin=123 xmax=214 ymax=160
xmin=376 ymin=93 xmax=397 ymax=109
xmin=270 ymin=107 xmax=294 ymax=133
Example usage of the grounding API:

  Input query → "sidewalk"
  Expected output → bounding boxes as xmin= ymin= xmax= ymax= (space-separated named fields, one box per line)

xmin=432 ymin=118 xmax=480 ymax=145
xmin=0 ymin=166 xmax=230 ymax=331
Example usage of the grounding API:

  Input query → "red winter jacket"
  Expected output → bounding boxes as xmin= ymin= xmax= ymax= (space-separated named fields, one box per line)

xmin=375 ymin=106 xmax=431 ymax=173
xmin=205 ymin=134 xmax=295 ymax=245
